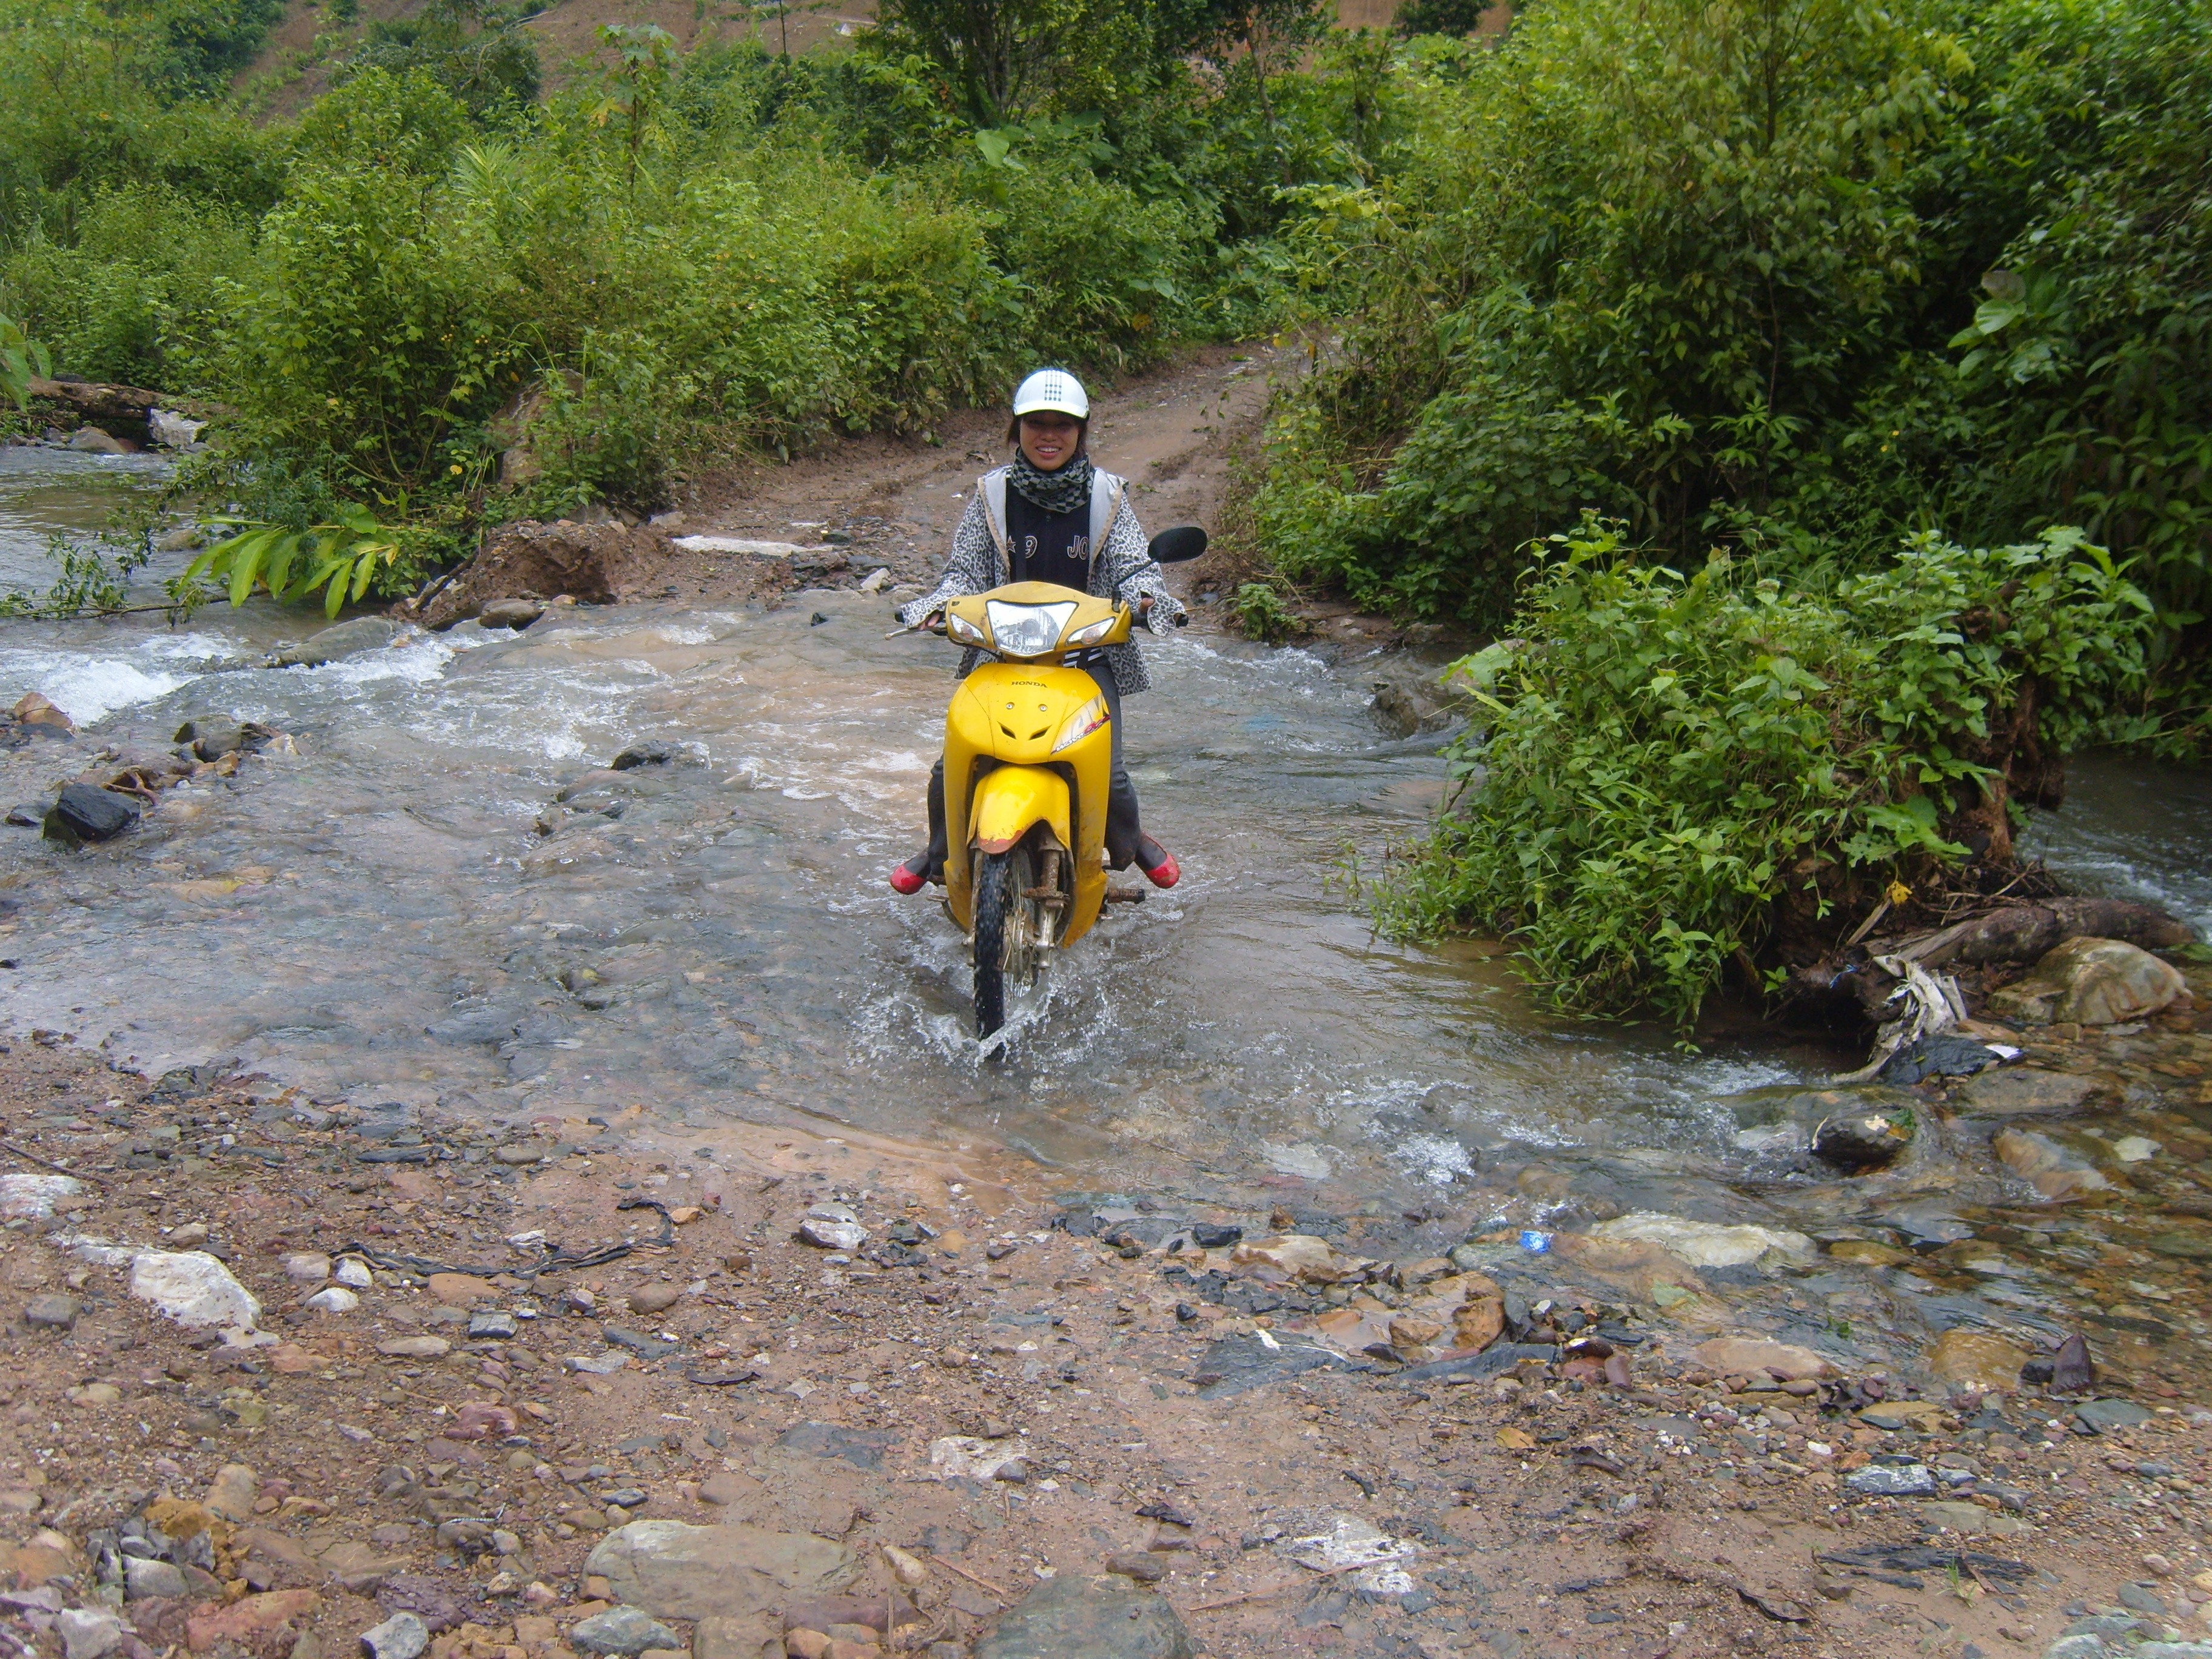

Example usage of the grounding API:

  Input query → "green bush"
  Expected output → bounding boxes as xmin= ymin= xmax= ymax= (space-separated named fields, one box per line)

xmin=1382 ymin=518 xmax=2157 ymax=1027
xmin=344 ymin=0 xmax=541 ymax=120
xmin=1250 ymin=0 xmax=2212 ymax=671
xmin=0 ymin=185 xmax=248 ymax=385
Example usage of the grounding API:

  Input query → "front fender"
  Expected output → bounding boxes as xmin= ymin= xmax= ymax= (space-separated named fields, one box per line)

xmin=970 ymin=766 xmax=1068 ymax=854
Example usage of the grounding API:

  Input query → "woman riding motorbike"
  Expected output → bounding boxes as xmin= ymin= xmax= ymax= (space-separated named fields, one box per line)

xmin=889 ymin=368 xmax=1185 ymax=894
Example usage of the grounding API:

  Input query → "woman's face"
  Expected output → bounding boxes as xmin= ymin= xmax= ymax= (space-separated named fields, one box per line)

xmin=1018 ymin=413 xmax=1081 ymax=472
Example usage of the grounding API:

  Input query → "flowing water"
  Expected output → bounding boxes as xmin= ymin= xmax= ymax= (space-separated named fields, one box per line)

xmin=2 ymin=450 xmax=2208 ymax=1384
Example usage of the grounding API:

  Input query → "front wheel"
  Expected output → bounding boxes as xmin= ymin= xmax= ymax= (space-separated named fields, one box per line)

xmin=971 ymin=844 xmax=1040 ymax=1039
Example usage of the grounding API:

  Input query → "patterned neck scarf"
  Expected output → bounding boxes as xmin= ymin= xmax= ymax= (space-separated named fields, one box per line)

xmin=1007 ymin=448 xmax=1094 ymax=516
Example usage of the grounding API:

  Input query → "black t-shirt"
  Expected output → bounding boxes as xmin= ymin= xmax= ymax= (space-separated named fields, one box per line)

xmin=1005 ymin=488 xmax=1091 ymax=589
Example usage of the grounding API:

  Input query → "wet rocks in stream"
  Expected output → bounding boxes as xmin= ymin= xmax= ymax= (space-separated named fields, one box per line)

xmin=42 ymin=781 xmax=139 ymax=845
xmin=6 ymin=999 xmax=2212 ymax=1659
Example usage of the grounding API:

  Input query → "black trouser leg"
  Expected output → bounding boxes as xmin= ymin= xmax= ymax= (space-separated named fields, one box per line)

xmin=920 ymin=756 xmax=948 ymax=883
xmin=1084 ymin=662 xmax=1144 ymax=870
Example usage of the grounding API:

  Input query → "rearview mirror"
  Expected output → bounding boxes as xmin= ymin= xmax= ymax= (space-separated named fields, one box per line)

xmin=1148 ymin=525 xmax=1208 ymax=564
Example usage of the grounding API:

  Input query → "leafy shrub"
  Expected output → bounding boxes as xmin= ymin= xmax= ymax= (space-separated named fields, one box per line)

xmin=0 ymin=186 xmax=248 ymax=386
xmin=1250 ymin=0 xmax=2212 ymax=677
xmin=184 ymin=504 xmax=407 ymax=618
xmin=970 ymin=142 xmax=1204 ymax=374
xmin=344 ymin=0 xmax=541 ymax=119
xmin=1382 ymin=518 xmax=2156 ymax=1027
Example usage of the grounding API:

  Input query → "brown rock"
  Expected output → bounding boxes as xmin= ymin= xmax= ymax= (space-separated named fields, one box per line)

xmin=450 ymin=1402 xmax=520 ymax=1440
xmin=206 ymin=1464 xmax=260 ymax=1523
xmin=185 ymin=1589 xmax=320 ymax=1652
xmin=1228 ymin=1235 xmax=1367 ymax=1284
xmin=1926 ymin=1330 xmax=2027 ymax=1393
xmin=1105 ymin=1552 xmax=1167 ymax=1583
xmin=267 ymin=1345 xmax=318 ymax=1376
xmin=629 ymin=1284 xmax=683 ymax=1316
xmin=697 ymin=1473 xmax=752 ymax=1507
xmin=1992 ymin=1128 xmax=2110 ymax=1199
xmin=11 ymin=692 xmax=72 ymax=732
xmin=1387 ymin=1316 xmax=1444 ymax=1350
xmin=784 ymin=1633 xmax=830 ymax=1659
xmin=427 ymin=1273 xmax=498 ymax=1305
xmin=1692 ymin=1338 xmax=1832 ymax=1381
xmin=691 ymin=1615 xmax=778 ymax=1659
xmin=1986 ymin=936 xmax=2188 ymax=1025
xmin=233 ymin=1528 xmax=318 ymax=1592
xmin=1451 ymin=1293 xmax=1505 ymax=1353
xmin=0 ymin=1538 xmax=78 ymax=1584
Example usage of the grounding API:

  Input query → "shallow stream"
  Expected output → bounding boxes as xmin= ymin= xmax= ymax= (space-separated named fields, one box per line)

xmin=2 ymin=450 xmax=2208 ymax=1392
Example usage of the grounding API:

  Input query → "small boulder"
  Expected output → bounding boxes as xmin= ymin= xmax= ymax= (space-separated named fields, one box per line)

xmin=130 ymin=1250 xmax=260 ymax=1335
xmin=2074 ymin=1398 xmax=2152 ymax=1433
xmin=24 ymin=1293 xmax=82 ymax=1330
xmin=974 ymin=1573 xmax=1196 ymax=1659
xmin=149 ymin=410 xmax=207 ymax=449
xmin=799 ymin=1218 xmax=867 ymax=1252
xmin=44 ymin=783 xmax=140 ymax=846
xmin=175 ymin=718 xmax=251 ymax=761
xmin=67 ymin=426 xmax=135 ymax=454
xmin=1986 ymin=936 xmax=2188 ymax=1026
xmin=270 ymin=617 xmax=404 ymax=669
xmin=12 ymin=692 xmax=73 ymax=733
xmin=58 ymin=1607 xmax=123 ymax=1659
xmin=359 ymin=1612 xmax=429 ymax=1659
xmin=206 ymin=1462 xmax=260 ymax=1522
xmin=1692 ymin=1338 xmax=1832 ymax=1382
xmin=1228 ymin=1235 xmax=1367 ymax=1284
xmin=570 ymin=1608 xmax=680 ymax=1657
xmin=1811 ymin=1110 xmax=1913 ymax=1172
xmin=1951 ymin=1067 xmax=2100 ymax=1118
xmin=477 ymin=598 xmax=546 ymax=631
xmin=612 ymin=739 xmax=679 ymax=769
xmin=1926 ymin=1329 xmax=2026 ymax=1393
xmin=1992 ymin=1128 xmax=2109 ymax=1199
xmin=1589 ymin=1213 xmax=1814 ymax=1269
xmin=1844 ymin=1463 xmax=1935 ymax=1497
xmin=124 ymin=1557 xmax=189 ymax=1600
xmin=583 ymin=1520 xmax=862 ymax=1621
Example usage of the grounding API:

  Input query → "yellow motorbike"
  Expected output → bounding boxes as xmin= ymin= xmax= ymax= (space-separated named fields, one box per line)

xmin=909 ymin=527 xmax=1205 ymax=1039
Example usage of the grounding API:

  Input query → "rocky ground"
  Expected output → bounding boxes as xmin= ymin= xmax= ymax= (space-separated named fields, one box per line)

xmin=4 ymin=1021 xmax=2212 ymax=1659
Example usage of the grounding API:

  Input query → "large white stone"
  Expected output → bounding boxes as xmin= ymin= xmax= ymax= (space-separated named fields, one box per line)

xmin=130 ymin=1249 xmax=260 ymax=1335
xmin=1589 ymin=1212 xmax=1815 ymax=1269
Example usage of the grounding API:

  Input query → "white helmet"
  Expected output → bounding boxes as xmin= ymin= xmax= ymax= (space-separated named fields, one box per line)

xmin=1011 ymin=368 xmax=1089 ymax=421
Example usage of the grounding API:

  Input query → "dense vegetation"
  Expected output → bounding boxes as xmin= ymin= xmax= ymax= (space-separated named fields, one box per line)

xmin=1381 ymin=517 xmax=2156 ymax=1024
xmin=0 ymin=0 xmax=1377 ymax=589
xmin=1212 ymin=0 xmax=2205 ymax=1017
xmin=1255 ymin=0 xmax=2208 ymax=713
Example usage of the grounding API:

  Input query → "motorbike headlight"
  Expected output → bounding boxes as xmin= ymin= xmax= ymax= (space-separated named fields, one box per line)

xmin=1065 ymin=615 xmax=1118 ymax=648
xmin=945 ymin=612 xmax=988 ymax=645
xmin=1051 ymin=697 xmax=1108 ymax=753
xmin=984 ymin=599 xmax=1078 ymax=659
